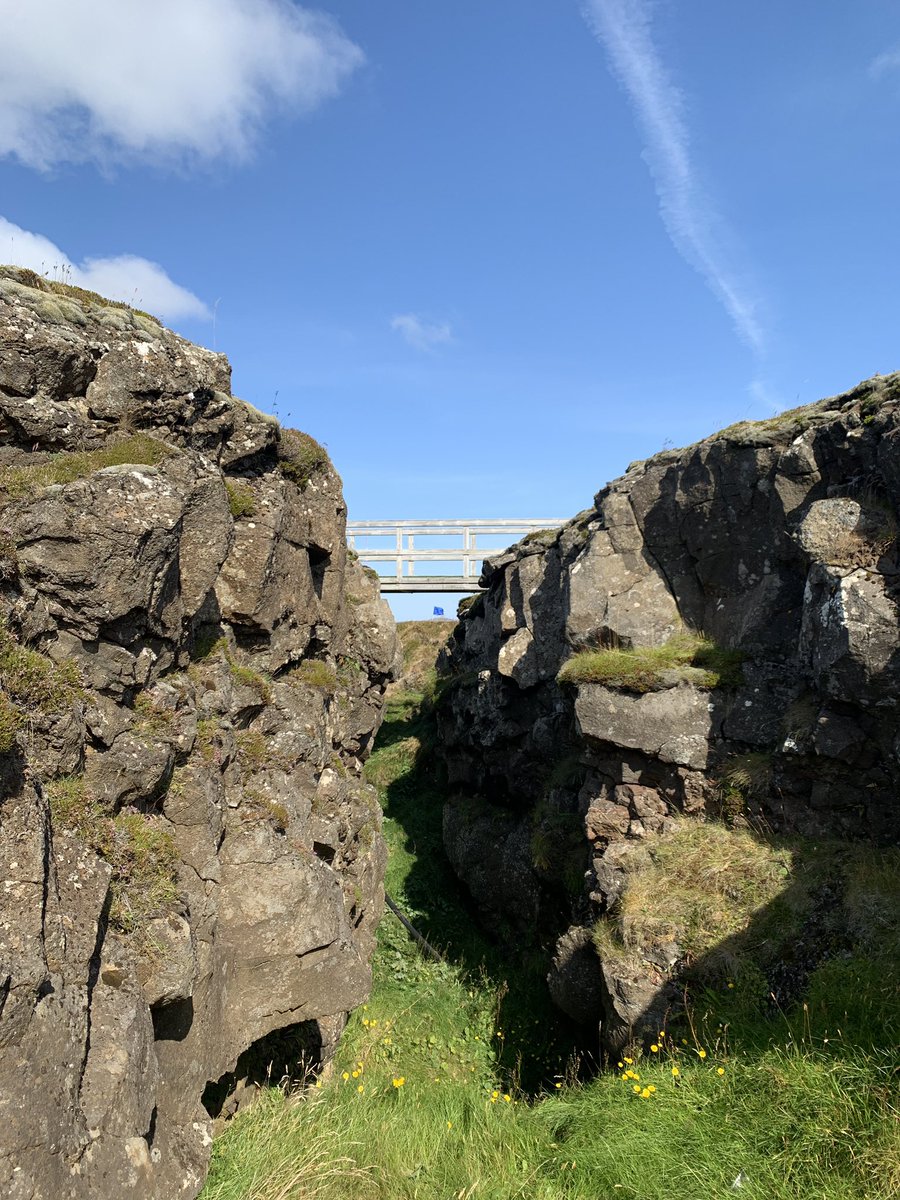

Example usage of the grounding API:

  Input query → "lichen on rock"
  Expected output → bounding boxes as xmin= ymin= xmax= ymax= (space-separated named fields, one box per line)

xmin=0 ymin=266 xmax=397 ymax=1199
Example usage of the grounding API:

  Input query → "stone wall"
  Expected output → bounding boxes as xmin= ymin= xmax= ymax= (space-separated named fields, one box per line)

xmin=0 ymin=267 xmax=397 ymax=1198
xmin=437 ymin=373 xmax=899 ymax=1047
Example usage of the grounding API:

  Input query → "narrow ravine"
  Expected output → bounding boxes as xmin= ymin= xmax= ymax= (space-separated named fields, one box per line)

xmin=201 ymin=624 xmax=900 ymax=1200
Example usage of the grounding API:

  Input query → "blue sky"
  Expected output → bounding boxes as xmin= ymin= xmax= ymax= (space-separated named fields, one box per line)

xmin=2 ymin=1 xmax=900 ymax=619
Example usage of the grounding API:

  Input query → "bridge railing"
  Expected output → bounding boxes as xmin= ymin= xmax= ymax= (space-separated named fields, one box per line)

xmin=346 ymin=519 xmax=564 ymax=593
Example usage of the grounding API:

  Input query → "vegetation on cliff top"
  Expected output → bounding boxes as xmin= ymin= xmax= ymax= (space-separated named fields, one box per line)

xmin=202 ymin=657 xmax=900 ymax=1200
xmin=0 ymin=433 xmax=172 ymax=501
xmin=558 ymin=632 xmax=743 ymax=692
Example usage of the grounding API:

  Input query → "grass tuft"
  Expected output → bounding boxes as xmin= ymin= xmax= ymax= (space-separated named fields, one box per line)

xmin=0 ymin=434 xmax=172 ymax=501
xmin=558 ymin=632 xmax=743 ymax=692
xmin=278 ymin=429 xmax=330 ymax=490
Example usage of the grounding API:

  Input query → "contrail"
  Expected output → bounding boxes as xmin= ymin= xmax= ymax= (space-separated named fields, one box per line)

xmin=582 ymin=0 xmax=765 ymax=353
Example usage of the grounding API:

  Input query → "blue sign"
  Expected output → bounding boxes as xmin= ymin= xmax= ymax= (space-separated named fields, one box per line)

xmin=433 ymin=606 xmax=445 ymax=616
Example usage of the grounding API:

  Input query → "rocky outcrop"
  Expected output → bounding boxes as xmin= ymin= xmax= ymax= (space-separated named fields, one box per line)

xmin=437 ymin=375 xmax=900 ymax=1049
xmin=0 ymin=267 xmax=396 ymax=1198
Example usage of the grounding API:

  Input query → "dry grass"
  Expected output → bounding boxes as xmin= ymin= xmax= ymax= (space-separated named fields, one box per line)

xmin=593 ymin=820 xmax=793 ymax=965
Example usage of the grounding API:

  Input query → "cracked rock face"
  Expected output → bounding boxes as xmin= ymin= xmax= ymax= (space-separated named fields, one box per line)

xmin=0 ymin=268 xmax=397 ymax=1199
xmin=437 ymin=372 xmax=900 ymax=1049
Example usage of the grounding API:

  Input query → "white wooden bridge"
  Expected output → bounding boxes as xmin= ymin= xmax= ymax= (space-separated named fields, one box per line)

xmin=346 ymin=519 xmax=563 ymax=593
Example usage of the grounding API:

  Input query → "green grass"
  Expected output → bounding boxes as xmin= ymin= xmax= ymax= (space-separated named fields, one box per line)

xmin=2 ymin=264 xmax=162 ymax=325
xmin=0 ymin=433 xmax=172 ymax=500
xmin=0 ymin=619 xmax=84 ymax=749
xmin=225 ymin=479 xmax=257 ymax=519
xmin=558 ymin=632 xmax=743 ymax=692
xmin=202 ymin=693 xmax=900 ymax=1200
xmin=46 ymin=776 xmax=179 ymax=942
xmin=278 ymin=429 xmax=331 ymax=489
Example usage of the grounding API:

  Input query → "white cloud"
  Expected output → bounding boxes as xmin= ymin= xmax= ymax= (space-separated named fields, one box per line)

xmin=390 ymin=314 xmax=454 ymax=352
xmin=581 ymin=0 xmax=765 ymax=353
xmin=0 ymin=216 xmax=209 ymax=321
xmin=870 ymin=48 xmax=900 ymax=78
xmin=0 ymin=0 xmax=363 ymax=169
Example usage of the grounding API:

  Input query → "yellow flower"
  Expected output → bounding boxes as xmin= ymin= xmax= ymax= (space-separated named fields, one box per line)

xmin=503 ymin=1094 xmax=511 ymax=1103
xmin=392 ymin=1077 xmax=405 ymax=1088
xmin=617 ymin=1061 xmax=624 ymax=1068
xmin=658 ymin=1031 xmax=665 ymax=1038
xmin=356 ymin=1084 xmax=364 ymax=1093
xmin=648 ymin=1085 xmax=656 ymax=1093
xmin=650 ymin=1044 xmax=659 ymax=1053
xmin=491 ymin=1090 xmax=499 ymax=1099
xmin=447 ymin=1121 xmax=453 ymax=1130
xmin=717 ymin=1067 xmax=725 ymax=1076
xmin=727 ymin=981 xmax=735 ymax=989
xmin=362 ymin=1018 xmax=370 ymax=1027
xmin=632 ymin=1085 xmax=641 ymax=1094
xmin=351 ymin=1070 xmax=360 ymax=1079
xmin=640 ymin=1088 xmax=651 ymax=1098
xmin=621 ymin=1073 xmax=629 ymax=1081
xmin=698 ymin=1049 xmax=707 ymax=1059
xmin=624 ymin=1056 xmax=633 ymax=1065
xmin=490 ymin=1096 xmax=498 ymax=1103
xmin=554 ymin=1082 xmax=562 ymax=1089
xmin=671 ymin=1066 xmax=680 ymax=1077
xmin=341 ymin=1071 xmax=350 ymax=1081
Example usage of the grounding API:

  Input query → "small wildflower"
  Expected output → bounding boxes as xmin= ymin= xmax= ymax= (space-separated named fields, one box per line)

xmin=617 ymin=1061 xmax=624 ymax=1068
xmin=632 ymin=1085 xmax=641 ymax=1094
xmin=362 ymin=1018 xmax=370 ymax=1027
xmin=356 ymin=1084 xmax=364 ymax=1093
xmin=621 ymin=1073 xmax=629 ymax=1081
xmin=447 ymin=1121 xmax=453 ymax=1130
xmin=314 ymin=1080 xmax=322 ymax=1089
xmin=727 ymin=981 xmax=735 ymax=989
xmin=554 ymin=1082 xmax=562 ymax=1089
xmin=503 ymin=1094 xmax=511 ymax=1103
xmin=681 ymin=1038 xmax=688 ymax=1045
xmin=658 ymin=1031 xmax=665 ymax=1038
xmin=624 ymin=1056 xmax=633 ymax=1065
xmin=648 ymin=1085 xmax=656 ymax=1093
xmin=698 ymin=1049 xmax=707 ymax=1059
xmin=671 ymin=1066 xmax=680 ymax=1077
xmin=351 ymin=1070 xmax=360 ymax=1079
xmin=650 ymin=1044 xmax=659 ymax=1053
xmin=341 ymin=1071 xmax=350 ymax=1081
xmin=717 ymin=1067 xmax=725 ymax=1076
xmin=640 ymin=1088 xmax=651 ymax=1098
xmin=392 ymin=1077 xmax=405 ymax=1088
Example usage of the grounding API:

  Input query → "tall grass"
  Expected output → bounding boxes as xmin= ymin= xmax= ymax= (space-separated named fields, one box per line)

xmin=202 ymin=691 xmax=900 ymax=1200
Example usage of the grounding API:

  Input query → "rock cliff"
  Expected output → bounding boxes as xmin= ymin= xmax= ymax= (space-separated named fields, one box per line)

xmin=0 ymin=267 xmax=396 ymax=1198
xmin=437 ymin=374 xmax=900 ymax=1048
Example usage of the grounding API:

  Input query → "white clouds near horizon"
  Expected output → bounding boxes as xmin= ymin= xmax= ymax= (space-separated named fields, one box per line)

xmin=0 ymin=216 xmax=209 ymax=321
xmin=390 ymin=313 xmax=454 ymax=352
xmin=581 ymin=0 xmax=765 ymax=353
xmin=0 ymin=0 xmax=363 ymax=169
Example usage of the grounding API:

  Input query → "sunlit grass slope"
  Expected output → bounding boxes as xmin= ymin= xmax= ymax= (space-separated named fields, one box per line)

xmin=202 ymin=688 xmax=900 ymax=1200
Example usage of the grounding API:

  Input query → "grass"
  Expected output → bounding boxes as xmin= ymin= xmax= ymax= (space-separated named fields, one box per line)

xmin=0 ymin=620 xmax=83 ymax=749
xmin=278 ymin=429 xmax=331 ymax=490
xmin=225 ymin=480 xmax=257 ymax=519
xmin=2 ymin=264 xmax=162 ymax=325
xmin=288 ymin=660 xmax=338 ymax=695
xmin=558 ymin=632 xmax=743 ymax=692
xmin=46 ymin=775 xmax=179 ymax=942
xmin=0 ymin=433 xmax=172 ymax=501
xmin=202 ymin=692 xmax=900 ymax=1200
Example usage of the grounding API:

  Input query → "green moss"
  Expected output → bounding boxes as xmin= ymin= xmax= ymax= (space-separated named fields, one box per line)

xmin=228 ymin=660 xmax=272 ymax=703
xmin=0 ymin=434 xmax=172 ymax=501
xmin=224 ymin=479 xmax=256 ymax=519
xmin=289 ymin=659 xmax=338 ymax=695
xmin=46 ymin=776 xmax=179 ymax=939
xmin=558 ymin=633 xmax=743 ymax=692
xmin=277 ymin=428 xmax=330 ymax=490
xmin=241 ymin=789 xmax=290 ymax=832
xmin=0 ymin=621 xmax=83 ymax=718
xmin=1 ymin=265 xmax=161 ymax=325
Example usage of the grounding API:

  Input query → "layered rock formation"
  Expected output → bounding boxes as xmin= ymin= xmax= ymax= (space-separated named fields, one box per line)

xmin=0 ymin=267 xmax=396 ymax=1198
xmin=437 ymin=375 xmax=900 ymax=1048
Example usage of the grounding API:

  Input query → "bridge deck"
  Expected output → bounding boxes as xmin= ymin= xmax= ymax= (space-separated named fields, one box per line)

xmin=347 ymin=518 xmax=563 ymax=594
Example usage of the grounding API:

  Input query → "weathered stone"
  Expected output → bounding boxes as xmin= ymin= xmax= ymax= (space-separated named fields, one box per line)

xmin=0 ymin=268 xmax=397 ymax=1199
